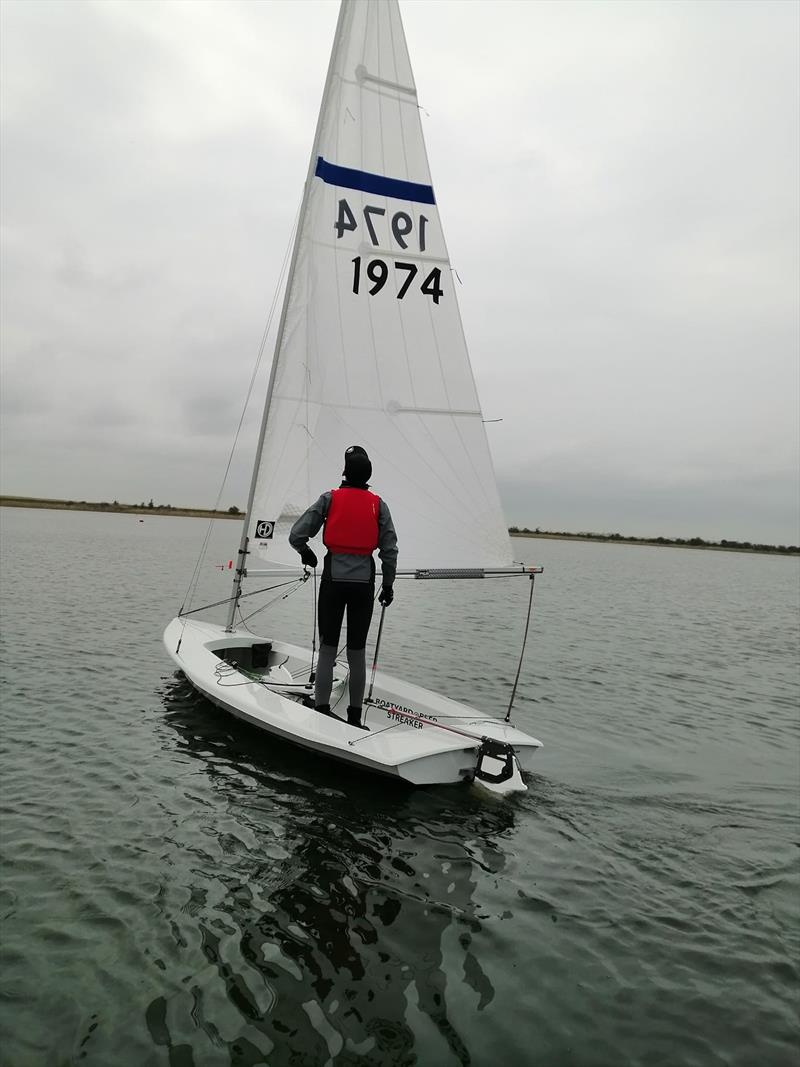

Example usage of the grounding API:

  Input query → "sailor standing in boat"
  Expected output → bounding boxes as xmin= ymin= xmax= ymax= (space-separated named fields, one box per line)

xmin=289 ymin=445 xmax=398 ymax=730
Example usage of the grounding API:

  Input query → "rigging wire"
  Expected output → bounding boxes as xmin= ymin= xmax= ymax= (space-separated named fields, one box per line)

xmin=504 ymin=574 xmax=537 ymax=723
xmin=177 ymin=204 xmax=301 ymax=621
xmin=237 ymin=574 xmax=309 ymax=626
xmin=178 ymin=577 xmax=305 ymax=620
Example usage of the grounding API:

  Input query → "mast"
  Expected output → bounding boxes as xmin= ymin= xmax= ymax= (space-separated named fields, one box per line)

xmin=227 ymin=0 xmax=514 ymax=576
xmin=225 ymin=1 xmax=350 ymax=631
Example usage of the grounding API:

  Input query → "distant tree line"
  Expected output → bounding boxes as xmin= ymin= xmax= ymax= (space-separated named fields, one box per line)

xmin=508 ymin=527 xmax=799 ymax=555
xmin=3 ymin=495 xmax=794 ymax=551
xmin=0 ymin=496 xmax=242 ymax=518
xmin=61 ymin=499 xmax=240 ymax=514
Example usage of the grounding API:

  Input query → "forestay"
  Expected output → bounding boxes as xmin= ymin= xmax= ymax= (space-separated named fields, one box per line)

xmin=246 ymin=0 xmax=511 ymax=572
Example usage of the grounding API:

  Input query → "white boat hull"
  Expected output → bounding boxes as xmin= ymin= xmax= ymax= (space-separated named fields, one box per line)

xmin=163 ymin=618 xmax=541 ymax=791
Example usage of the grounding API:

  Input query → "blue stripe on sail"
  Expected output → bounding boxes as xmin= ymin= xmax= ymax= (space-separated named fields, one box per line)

xmin=315 ymin=156 xmax=436 ymax=205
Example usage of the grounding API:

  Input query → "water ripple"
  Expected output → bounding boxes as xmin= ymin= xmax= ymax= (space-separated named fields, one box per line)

xmin=1 ymin=511 xmax=798 ymax=1065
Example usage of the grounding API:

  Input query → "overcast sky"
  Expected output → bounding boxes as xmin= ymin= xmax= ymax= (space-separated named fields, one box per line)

xmin=1 ymin=0 xmax=798 ymax=544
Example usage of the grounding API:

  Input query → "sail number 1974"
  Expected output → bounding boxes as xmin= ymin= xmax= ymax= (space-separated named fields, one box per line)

xmin=335 ymin=198 xmax=443 ymax=305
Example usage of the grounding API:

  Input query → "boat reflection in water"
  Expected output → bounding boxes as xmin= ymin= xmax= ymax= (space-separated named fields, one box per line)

xmin=154 ymin=674 xmax=518 ymax=1063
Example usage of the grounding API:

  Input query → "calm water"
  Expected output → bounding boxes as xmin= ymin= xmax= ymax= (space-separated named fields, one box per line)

xmin=1 ymin=507 xmax=798 ymax=1067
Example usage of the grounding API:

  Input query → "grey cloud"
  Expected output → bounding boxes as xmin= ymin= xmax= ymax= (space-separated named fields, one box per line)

xmin=1 ymin=0 xmax=797 ymax=543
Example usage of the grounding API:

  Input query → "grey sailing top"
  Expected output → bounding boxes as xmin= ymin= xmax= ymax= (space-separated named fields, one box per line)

xmin=289 ymin=487 xmax=398 ymax=585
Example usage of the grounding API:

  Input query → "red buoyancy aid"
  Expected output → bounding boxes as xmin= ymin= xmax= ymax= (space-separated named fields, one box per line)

xmin=323 ymin=488 xmax=380 ymax=556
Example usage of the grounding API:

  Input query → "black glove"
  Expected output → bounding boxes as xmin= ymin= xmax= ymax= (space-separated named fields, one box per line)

xmin=300 ymin=546 xmax=318 ymax=568
xmin=378 ymin=585 xmax=394 ymax=607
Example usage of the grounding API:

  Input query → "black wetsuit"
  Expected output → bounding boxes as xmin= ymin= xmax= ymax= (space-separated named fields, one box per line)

xmin=318 ymin=579 xmax=375 ymax=650
xmin=289 ymin=482 xmax=398 ymax=714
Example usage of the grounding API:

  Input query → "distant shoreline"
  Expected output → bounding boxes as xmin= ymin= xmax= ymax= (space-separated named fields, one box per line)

xmin=1 ymin=496 xmax=797 ymax=555
xmin=509 ymin=528 xmax=799 ymax=556
xmin=0 ymin=495 xmax=240 ymax=521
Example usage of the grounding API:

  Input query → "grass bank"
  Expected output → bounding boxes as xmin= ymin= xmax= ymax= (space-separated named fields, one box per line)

xmin=510 ymin=528 xmax=799 ymax=556
xmin=2 ymin=497 xmax=796 ymax=554
xmin=0 ymin=495 xmax=240 ymax=520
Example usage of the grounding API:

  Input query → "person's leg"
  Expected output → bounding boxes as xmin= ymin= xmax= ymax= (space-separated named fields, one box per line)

xmin=314 ymin=644 xmax=337 ymax=710
xmin=346 ymin=647 xmax=366 ymax=711
xmin=344 ymin=583 xmax=375 ymax=725
xmin=315 ymin=581 xmax=346 ymax=710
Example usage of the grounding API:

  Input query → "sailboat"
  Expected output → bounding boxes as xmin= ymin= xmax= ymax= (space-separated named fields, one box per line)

xmin=164 ymin=0 xmax=542 ymax=795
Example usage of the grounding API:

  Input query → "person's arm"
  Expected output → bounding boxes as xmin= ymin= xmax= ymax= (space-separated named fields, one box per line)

xmin=377 ymin=499 xmax=398 ymax=592
xmin=289 ymin=493 xmax=330 ymax=565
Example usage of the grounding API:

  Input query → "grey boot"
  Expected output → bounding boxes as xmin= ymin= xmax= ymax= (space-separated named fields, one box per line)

xmin=347 ymin=705 xmax=368 ymax=731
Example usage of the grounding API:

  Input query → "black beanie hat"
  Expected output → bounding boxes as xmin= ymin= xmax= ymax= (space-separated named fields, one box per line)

xmin=343 ymin=444 xmax=372 ymax=486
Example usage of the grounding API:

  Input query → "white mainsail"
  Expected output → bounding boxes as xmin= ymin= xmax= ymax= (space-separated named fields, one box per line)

xmin=247 ymin=0 xmax=511 ymax=572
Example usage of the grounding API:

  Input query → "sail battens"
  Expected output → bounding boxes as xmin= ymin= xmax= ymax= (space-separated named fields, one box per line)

xmin=388 ymin=404 xmax=483 ymax=417
xmin=341 ymin=76 xmax=418 ymax=103
xmin=272 ymin=395 xmax=482 ymax=419
xmin=309 ymin=236 xmax=449 ymax=266
xmin=354 ymin=63 xmax=416 ymax=96
xmin=354 ymin=243 xmax=448 ymax=265
xmin=314 ymin=156 xmax=436 ymax=205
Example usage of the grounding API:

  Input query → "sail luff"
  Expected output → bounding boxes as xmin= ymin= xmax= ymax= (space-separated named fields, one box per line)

xmin=244 ymin=0 xmax=351 ymax=514
xmin=225 ymin=1 xmax=350 ymax=626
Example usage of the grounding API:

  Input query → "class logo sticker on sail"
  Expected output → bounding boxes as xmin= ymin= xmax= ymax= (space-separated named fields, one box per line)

xmin=255 ymin=520 xmax=275 ymax=539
